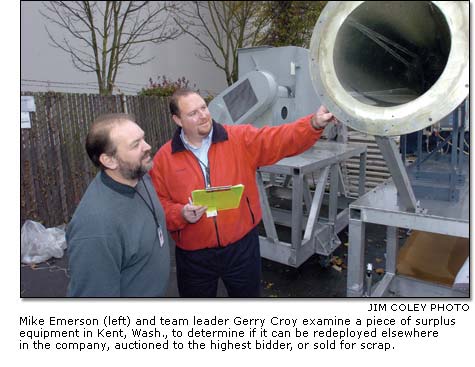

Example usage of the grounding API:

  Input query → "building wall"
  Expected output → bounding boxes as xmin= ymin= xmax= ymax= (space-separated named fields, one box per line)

xmin=20 ymin=1 xmax=228 ymax=96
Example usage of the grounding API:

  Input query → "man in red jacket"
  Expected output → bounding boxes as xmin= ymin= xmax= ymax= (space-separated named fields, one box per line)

xmin=150 ymin=89 xmax=336 ymax=297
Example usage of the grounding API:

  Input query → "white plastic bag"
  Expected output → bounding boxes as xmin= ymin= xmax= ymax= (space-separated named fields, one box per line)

xmin=20 ymin=220 xmax=67 ymax=264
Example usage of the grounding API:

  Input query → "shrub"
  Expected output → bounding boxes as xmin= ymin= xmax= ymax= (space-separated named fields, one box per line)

xmin=139 ymin=76 xmax=197 ymax=97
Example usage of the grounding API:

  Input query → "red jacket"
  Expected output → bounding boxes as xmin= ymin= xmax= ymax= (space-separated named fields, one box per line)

xmin=150 ymin=114 xmax=323 ymax=251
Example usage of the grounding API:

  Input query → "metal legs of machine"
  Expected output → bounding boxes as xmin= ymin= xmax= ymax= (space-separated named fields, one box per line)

xmin=258 ymin=141 xmax=367 ymax=268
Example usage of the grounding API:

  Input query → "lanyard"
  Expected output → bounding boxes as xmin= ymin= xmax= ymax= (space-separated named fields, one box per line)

xmin=180 ymin=132 xmax=211 ymax=188
xmin=134 ymin=179 xmax=165 ymax=247
xmin=194 ymin=155 xmax=211 ymax=188
xmin=135 ymin=179 xmax=161 ymax=230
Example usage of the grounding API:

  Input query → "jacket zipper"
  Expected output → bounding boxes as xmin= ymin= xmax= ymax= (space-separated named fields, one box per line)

xmin=190 ymin=152 xmax=222 ymax=248
xmin=212 ymin=217 xmax=222 ymax=247
xmin=246 ymin=196 xmax=255 ymax=224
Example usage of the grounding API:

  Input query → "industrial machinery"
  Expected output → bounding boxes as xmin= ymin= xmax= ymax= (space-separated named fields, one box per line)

xmin=209 ymin=1 xmax=469 ymax=296
xmin=209 ymin=46 xmax=320 ymax=128
xmin=308 ymin=1 xmax=469 ymax=297
xmin=209 ymin=46 xmax=366 ymax=268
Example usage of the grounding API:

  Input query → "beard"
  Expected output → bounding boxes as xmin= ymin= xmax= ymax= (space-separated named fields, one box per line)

xmin=116 ymin=152 xmax=153 ymax=181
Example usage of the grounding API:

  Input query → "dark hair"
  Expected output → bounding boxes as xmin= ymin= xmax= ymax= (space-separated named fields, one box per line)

xmin=85 ymin=113 xmax=136 ymax=168
xmin=169 ymin=88 xmax=199 ymax=117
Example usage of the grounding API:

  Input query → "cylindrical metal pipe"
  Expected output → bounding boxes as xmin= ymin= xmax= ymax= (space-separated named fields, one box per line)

xmin=309 ymin=1 xmax=469 ymax=136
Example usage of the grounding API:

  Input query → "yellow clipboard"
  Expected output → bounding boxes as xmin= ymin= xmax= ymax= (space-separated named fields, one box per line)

xmin=191 ymin=184 xmax=244 ymax=213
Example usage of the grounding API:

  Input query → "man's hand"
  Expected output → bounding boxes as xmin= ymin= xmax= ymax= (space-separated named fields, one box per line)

xmin=311 ymin=105 xmax=338 ymax=130
xmin=182 ymin=203 xmax=207 ymax=223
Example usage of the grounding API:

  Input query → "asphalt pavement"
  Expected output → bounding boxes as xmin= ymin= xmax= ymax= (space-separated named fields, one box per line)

xmin=20 ymin=223 xmax=390 ymax=298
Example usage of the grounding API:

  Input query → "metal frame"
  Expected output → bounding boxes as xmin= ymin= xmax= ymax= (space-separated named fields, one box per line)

xmin=408 ymin=104 xmax=468 ymax=202
xmin=348 ymin=102 xmax=469 ymax=297
xmin=347 ymin=172 xmax=469 ymax=297
xmin=374 ymin=136 xmax=419 ymax=212
xmin=257 ymin=141 xmax=367 ymax=267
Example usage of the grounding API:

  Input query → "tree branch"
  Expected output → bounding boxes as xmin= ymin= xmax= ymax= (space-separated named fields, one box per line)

xmin=41 ymin=1 xmax=184 ymax=95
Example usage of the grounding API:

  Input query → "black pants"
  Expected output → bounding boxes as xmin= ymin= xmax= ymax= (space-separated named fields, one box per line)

xmin=175 ymin=227 xmax=261 ymax=297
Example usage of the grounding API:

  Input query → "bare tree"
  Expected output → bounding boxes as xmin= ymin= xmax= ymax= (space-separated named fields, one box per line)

xmin=173 ymin=1 xmax=271 ymax=86
xmin=41 ymin=1 xmax=183 ymax=95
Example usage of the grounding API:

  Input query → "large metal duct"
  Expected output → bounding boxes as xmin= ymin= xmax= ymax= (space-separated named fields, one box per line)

xmin=309 ymin=1 xmax=468 ymax=136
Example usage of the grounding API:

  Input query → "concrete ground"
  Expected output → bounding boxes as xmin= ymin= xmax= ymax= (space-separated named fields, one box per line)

xmin=20 ymin=222 xmax=392 ymax=298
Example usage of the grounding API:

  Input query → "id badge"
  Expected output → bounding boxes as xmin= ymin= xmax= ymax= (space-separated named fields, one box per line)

xmin=206 ymin=209 xmax=218 ymax=218
xmin=158 ymin=227 xmax=165 ymax=247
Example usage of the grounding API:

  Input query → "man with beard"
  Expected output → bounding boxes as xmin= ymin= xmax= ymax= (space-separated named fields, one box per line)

xmin=66 ymin=113 xmax=170 ymax=297
xmin=150 ymin=89 xmax=336 ymax=297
